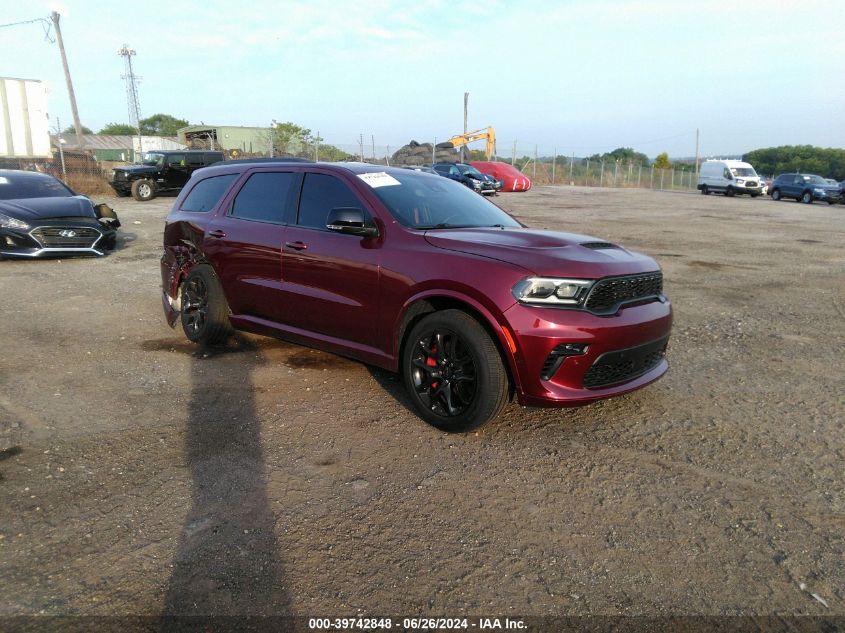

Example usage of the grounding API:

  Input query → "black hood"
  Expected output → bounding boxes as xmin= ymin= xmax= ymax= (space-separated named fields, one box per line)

xmin=114 ymin=165 xmax=159 ymax=176
xmin=0 ymin=196 xmax=97 ymax=221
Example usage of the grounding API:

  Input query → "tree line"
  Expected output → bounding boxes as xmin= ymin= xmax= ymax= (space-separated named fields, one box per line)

xmin=743 ymin=146 xmax=845 ymax=180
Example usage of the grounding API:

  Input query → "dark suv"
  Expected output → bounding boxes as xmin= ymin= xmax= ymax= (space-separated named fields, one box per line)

xmin=432 ymin=162 xmax=498 ymax=195
xmin=769 ymin=173 xmax=841 ymax=204
xmin=110 ymin=150 xmax=224 ymax=201
xmin=161 ymin=162 xmax=672 ymax=431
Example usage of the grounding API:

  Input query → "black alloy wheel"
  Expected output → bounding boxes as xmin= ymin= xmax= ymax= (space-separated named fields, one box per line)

xmin=403 ymin=309 xmax=509 ymax=431
xmin=180 ymin=265 xmax=231 ymax=344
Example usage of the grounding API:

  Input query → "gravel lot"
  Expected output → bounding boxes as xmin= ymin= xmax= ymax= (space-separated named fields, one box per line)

xmin=1 ymin=186 xmax=843 ymax=624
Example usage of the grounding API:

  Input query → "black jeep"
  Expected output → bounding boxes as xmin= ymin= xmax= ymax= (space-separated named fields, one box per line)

xmin=110 ymin=150 xmax=224 ymax=201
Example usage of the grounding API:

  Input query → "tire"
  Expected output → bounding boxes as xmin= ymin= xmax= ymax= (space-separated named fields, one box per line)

xmin=701 ymin=185 xmax=709 ymax=195
xmin=771 ymin=189 xmax=781 ymax=201
xmin=180 ymin=265 xmax=232 ymax=345
xmin=801 ymin=191 xmax=813 ymax=204
xmin=724 ymin=186 xmax=734 ymax=197
xmin=402 ymin=309 xmax=509 ymax=432
xmin=131 ymin=178 xmax=156 ymax=201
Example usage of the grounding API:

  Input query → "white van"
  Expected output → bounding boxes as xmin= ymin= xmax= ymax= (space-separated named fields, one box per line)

xmin=697 ymin=159 xmax=763 ymax=197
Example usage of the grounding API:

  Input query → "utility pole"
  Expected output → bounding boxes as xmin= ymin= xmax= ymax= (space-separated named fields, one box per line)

xmin=511 ymin=140 xmax=516 ymax=166
xmin=55 ymin=117 xmax=66 ymax=177
xmin=463 ymin=92 xmax=468 ymax=162
xmin=694 ymin=128 xmax=700 ymax=178
xmin=50 ymin=12 xmax=84 ymax=146
xmin=118 ymin=45 xmax=142 ymax=160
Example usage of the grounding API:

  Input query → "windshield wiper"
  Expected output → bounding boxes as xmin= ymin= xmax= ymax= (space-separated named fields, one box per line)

xmin=417 ymin=223 xmax=473 ymax=230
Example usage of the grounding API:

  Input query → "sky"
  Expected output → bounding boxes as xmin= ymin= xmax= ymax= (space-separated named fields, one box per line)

xmin=1 ymin=0 xmax=843 ymax=159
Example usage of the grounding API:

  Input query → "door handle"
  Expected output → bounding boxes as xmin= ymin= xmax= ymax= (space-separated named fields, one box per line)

xmin=208 ymin=229 xmax=226 ymax=238
xmin=284 ymin=241 xmax=307 ymax=250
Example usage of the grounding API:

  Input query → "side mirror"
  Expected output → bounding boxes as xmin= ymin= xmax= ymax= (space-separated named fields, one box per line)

xmin=326 ymin=207 xmax=378 ymax=238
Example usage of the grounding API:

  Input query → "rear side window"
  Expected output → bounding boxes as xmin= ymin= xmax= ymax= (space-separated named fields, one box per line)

xmin=297 ymin=173 xmax=363 ymax=229
xmin=231 ymin=172 xmax=296 ymax=224
xmin=180 ymin=174 xmax=238 ymax=212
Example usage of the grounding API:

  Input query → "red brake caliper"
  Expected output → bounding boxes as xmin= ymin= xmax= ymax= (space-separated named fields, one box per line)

xmin=427 ymin=346 xmax=438 ymax=388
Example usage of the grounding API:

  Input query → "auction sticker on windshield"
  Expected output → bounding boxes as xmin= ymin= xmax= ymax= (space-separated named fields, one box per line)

xmin=357 ymin=172 xmax=401 ymax=188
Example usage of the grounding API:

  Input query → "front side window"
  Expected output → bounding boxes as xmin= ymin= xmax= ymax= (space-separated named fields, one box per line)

xmin=297 ymin=173 xmax=364 ymax=229
xmin=166 ymin=154 xmax=185 ymax=166
xmin=231 ymin=172 xmax=296 ymax=224
xmin=180 ymin=173 xmax=238 ymax=212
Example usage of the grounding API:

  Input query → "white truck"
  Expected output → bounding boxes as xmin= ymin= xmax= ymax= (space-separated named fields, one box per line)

xmin=697 ymin=159 xmax=763 ymax=197
xmin=0 ymin=77 xmax=51 ymax=160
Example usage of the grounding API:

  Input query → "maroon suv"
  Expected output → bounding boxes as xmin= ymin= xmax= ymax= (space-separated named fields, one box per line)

xmin=161 ymin=161 xmax=672 ymax=431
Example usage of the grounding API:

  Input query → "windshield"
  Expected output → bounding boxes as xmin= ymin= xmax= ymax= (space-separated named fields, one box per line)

xmin=142 ymin=152 xmax=165 ymax=166
xmin=730 ymin=167 xmax=757 ymax=177
xmin=456 ymin=164 xmax=484 ymax=178
xmin=0 ymin=173 xmax=74 ymax=200
xmin=365 ymin=171 xmax=521 ymax=230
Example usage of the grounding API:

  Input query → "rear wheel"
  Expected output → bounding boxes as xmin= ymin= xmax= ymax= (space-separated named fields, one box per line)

xmin=180 ymin=265 xmax=232 ymax=344
xmin=131 ymin=178 xmax=156 ymax=201
xmin=402 ymin=309 xmax=509 ymax=432
xmin=771 ymin=189 xmax=781 ymax=201
xmin=701 ymin=185 xmax=709 ymax=195
xmin=801 ymin=191 xmax=813 ymax=204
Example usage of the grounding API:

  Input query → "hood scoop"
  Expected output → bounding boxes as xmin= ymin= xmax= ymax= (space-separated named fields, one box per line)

xmin=580 ymin=241 xmax=619 ymax=250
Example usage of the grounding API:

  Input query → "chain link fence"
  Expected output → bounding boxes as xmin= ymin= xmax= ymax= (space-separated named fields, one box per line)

xmin=4 ymin=132 xmax=702 ymax=196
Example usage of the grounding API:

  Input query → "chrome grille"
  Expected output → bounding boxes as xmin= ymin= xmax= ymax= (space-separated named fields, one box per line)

xmin=31 ymin=226 xmax=100 ymax=248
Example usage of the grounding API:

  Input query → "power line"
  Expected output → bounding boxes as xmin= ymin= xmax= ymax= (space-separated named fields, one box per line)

xmin=0 ymin=17 xmax=55 ymax=42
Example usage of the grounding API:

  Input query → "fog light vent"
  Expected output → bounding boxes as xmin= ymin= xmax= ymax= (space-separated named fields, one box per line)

xmin=540 ymin=343 xmax=588 ymax=380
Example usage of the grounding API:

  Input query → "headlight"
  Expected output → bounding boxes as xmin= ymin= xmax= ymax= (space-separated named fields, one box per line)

xmin=512 ymin=277 xmax=592 ymax=306
xmin=0 ymin=213 xmax=30 ymax=230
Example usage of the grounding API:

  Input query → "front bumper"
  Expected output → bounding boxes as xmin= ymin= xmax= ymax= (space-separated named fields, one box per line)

xmin=505 ymin=298 xmax=672 ymax=407
xmin=813 ymin=191 xmax=840 ymax=203
xmin=109 ymin=180 xmax=132 ymax=195
xmin=1 ymin=219 xmax=115 ymax=258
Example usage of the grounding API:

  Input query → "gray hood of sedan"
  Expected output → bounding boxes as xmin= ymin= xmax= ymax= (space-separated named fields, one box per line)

xmin=0 ymin=196 xmax=96 ymax=221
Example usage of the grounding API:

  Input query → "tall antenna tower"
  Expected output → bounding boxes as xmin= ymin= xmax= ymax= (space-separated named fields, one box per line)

xmin=118 ymin=44 xmax=142 ymax=156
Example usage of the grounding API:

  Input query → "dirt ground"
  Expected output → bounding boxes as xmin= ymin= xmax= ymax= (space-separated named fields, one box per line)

xmin=1 ymin=185 xmax=843 ymax=625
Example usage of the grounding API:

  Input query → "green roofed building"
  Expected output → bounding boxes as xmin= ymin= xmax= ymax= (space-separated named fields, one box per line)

xmin=177 ymin=125 xmax=272 ymax=155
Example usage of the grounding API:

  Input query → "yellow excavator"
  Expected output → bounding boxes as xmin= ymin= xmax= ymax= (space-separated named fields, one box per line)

xmin=446 ymin=126 xmax=496 ymax=161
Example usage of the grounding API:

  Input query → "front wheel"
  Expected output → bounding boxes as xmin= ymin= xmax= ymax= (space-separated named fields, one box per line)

xmin=131 ymin=178 xmax=156 ymax=201
xmin=801 ymin=191 xmax=813 ymax=204
xmin=180 ymin=265 xmax=232 ymax=344
xmin=771 ymin=189 xmax=781 ymax=201
xmin=402 ymin=309 xmax=509 ymax=432
xmin=724 ymin=186 xmax=734 ymax=197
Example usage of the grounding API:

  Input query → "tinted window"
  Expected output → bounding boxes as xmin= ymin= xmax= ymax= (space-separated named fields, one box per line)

xmin=180 ymin=174 xmax=238 ymax=212
xmin=297 ymin=173 xmax=363 ymax=229
xmin=0 ymin=173 xmax=73 ymax=200
xmin=231 ymin=172 xmax=296 ymax=224
xmin=166 ymin=154 xmax=185 ymax=166
xmin=186 ymin=153 xmax=205 ymax=165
